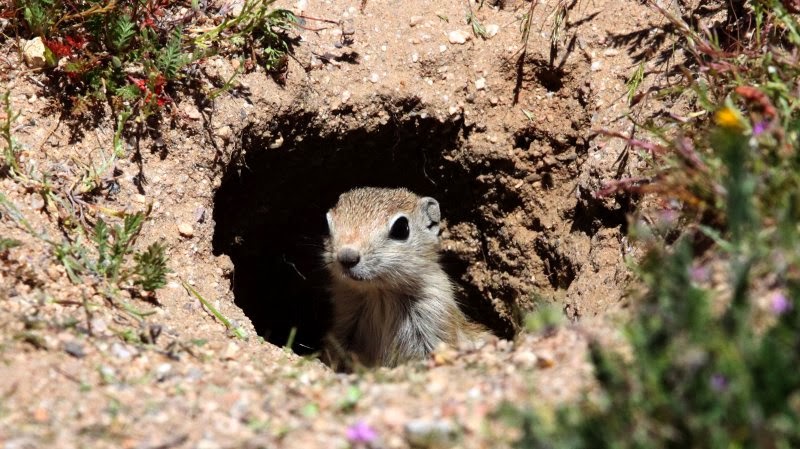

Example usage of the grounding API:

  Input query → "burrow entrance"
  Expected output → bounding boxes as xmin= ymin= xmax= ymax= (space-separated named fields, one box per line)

xmin=212 ymin=100 xmax=514 ymax=354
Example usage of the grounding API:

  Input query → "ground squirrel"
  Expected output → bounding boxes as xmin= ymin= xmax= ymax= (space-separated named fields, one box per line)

xmin=322 ymin=187 xmax=482 ymax=368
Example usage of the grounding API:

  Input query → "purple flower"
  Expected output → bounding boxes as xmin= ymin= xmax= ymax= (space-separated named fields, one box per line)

xmin=770 ymin=292 xmax=792 ymax=315
xmin=658 ymin=209 xmax=679 ymax=227
xmin=689 ymin=265 xmax=710 ymax=284
xmin=346 ymin=421 xmax=377 ymax=444
xmin=752 ymin=121 xmax=769 ymax=136
xmin=710 ymin=373 xmax=728 ymax=392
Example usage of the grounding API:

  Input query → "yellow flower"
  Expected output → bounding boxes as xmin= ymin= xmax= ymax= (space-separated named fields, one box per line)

xmin=714 ymin=106 xmax=745 ymax=131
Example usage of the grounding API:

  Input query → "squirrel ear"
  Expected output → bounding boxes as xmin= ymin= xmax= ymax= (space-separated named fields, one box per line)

xmin=326 ymin=211 xmax=334 ymax=234
xmin=418 ymin=197 xmax=441 ymax=233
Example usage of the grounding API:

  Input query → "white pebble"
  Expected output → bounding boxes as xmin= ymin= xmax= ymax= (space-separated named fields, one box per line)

xmin=448 ymin=30 xmax=470 ymax=44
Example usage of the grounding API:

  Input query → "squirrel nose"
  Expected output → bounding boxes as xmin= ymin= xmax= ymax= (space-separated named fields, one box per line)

xmin=337 ymin=247 xmax=361 ymax=268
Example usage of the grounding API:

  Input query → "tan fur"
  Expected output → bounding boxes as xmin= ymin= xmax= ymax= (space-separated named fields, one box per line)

xmin=322 ymin=187 xmax=481 ymax=368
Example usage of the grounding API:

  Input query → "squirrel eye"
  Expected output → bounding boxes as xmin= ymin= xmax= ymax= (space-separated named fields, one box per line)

xmin=388 ymin=216 xmax=410 ymax=240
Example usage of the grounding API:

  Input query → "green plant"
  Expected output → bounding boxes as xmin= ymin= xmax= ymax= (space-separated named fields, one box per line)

xmin=499 ymin=1 xmax=800 ymax=447
xmin=6 ymin=0 xmax=297 ymax=121
xmin=1 ymin=90 xmax=169 ymax=299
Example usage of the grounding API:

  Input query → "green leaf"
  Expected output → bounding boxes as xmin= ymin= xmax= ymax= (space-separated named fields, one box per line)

xmin=133 ymin=243 xmax=169 ymax=292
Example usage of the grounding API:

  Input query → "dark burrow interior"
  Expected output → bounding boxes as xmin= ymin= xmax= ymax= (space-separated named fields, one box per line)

xmin=212 ymin=106 xmax=513 ymax=354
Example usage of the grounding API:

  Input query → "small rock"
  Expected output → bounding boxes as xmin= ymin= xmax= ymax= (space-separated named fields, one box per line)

xmin=22 ymin=37 xmax=47 ymax=69
xmin=217 ymin=125 xmax=232 ymax=140
xmin=46 ymin=265 xmax=61 ymax=282
xmin=369 ymin=73 xmax=380 ymax=83
xmin=489 ymin=96 xmax=499 ymax=106
xmin=64 ymin=341 xmax=86 ymax=358
xmin=184 ymin=105 xmax=202 ymax=120
xmin=155 ymin=363 xmax=172 ymax=381
xmin=439 ymin=44 xmax=447 ymax=53
xmin=405 ymin=419 xmax=459 ymax=448
xmin=603 ymin=48 xmax=619 ymax=56
xmin=512 ymin=350 xmax=539 ymax=368
xmin=111 ymin=342 xmax=135 ymax=361
xmin=411 ymin=52 xmax=419 ymax=63
xmin=475 ymin=77 xmax=486 ymax=90
xmin=133 ymin=194 xmax=147 ymax=204
xmin=28 ymin=195 xmax=45 ymax=210
xmin=590 ymin=60 xmax=602 ymax=71
xmin=178 ymin=223 xmax=194 ymax=237
xmin=269 ymin=135 xmax=284 ymax=149
xmin=409 ymin=15 xmax=424 ymax=27
xmin=536 ymin=351 xmax=556 ymax=368
xmin=222 ymin=342 xmax=240 ymax=360
xmin=341 ymin=90 xmax=351 ymax=103
xmin=90 ymin=317 xmax=108 ymax=334
xmin=448 ymin=30 xmax=470 ymax=44
xmin=194 ymin=206 xmax=206 ymax=223
xmin=224 ymin=0 xmax=245 ymax=17
xmin=485 ymin=23 xmax=500 ymax=38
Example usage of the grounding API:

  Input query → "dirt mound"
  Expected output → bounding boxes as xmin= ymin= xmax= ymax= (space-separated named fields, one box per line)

xmin=0 ymin=0 xmax=664 ymax=446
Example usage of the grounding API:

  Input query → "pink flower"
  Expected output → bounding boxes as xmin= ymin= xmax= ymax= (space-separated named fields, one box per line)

xmin=770 ymin=292 xmax=792 ymax=315
xmin=710 ymin=373 xmax=728 ymax=392
xmin=346 ymin=421 xmax=377 ymax=444
xmin=689 ymin=265 xmax=710 ymax=284
xmin=752 ymin=121 xmax=769 ymax=136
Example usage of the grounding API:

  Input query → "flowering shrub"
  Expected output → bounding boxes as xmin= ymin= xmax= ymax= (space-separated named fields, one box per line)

xmin=3 ymin=0 xmax=295 ymax=119
xmin=501 ymin=1 xmax=800 ymax=447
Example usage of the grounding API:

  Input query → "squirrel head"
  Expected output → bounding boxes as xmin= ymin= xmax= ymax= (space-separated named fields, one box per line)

xmin=324 ymin=187 xmax=443 ymax=291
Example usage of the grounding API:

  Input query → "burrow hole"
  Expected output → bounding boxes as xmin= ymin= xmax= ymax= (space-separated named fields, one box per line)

xmin=212 ymin=107 xmax=509 ymax=354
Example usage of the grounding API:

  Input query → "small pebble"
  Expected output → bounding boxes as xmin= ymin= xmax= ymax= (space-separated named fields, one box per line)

xmin=217 ymin=125 xmax=232 ymax=140
xmin=369 ymin=73 xmax=380 ymax=83
xmin=269 ymin=136 xmax=284 ymax=149
xmin=63 ymin=341 xmax=86 ymax=358
xmin=184 ymin=105 xmax=202 ymax=120
xmin=409 ymin=15 xmax=424 ymax=27
xmin=475 ymin=77 xmax=486 ymax=90
xmin=405 ymin=419 xmax=459 ymax=448
xmin=485 ymin=24 xmax=500 ymax=38
xmin=111 ymin=342 xmax=134 ymax=361
xmin=28 ymin=195 xmax=45 ymax=210
xmin=90 ymin=318 xmax=108 ymax=334
xmin=22 ymin=37 xmax=46 ymax=68
xmin=178 ymin=223 xmax=195 ymax=237
xmin=222 ymin=342 xmax=240 ymax=360
xmin=537 ymin=351 xmax=556 ymax=368
xmin=448 ymin=30 xmax=470 ymax=44
xmin=194 ymin=206 xmax=206 ymax=223
xmin=590 ymin=60 xmax=602 ymax=71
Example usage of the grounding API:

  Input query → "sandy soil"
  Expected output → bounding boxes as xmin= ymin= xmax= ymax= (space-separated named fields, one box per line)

xmin=0 ymin=0 xmax=676 ymax=447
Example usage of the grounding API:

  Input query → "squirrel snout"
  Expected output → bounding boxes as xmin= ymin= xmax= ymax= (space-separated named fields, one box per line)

xmin=336 ymin=247 xmax=361 ymax=268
